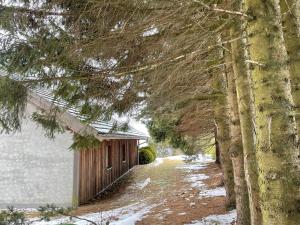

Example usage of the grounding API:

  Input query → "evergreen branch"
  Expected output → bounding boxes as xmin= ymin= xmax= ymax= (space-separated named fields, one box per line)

xmin=17 ymin=36 xmax=241 ymax=84
xmin=175 ymin=93 xmax=224 ymax=110
xmin=0 ymin=4 xmax=69 ymax=17
xmin=70 ymin=133 xmax=101 ymax=150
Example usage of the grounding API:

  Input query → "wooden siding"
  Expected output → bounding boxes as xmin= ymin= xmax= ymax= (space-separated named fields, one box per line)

xmin=78 ymin=139 xmax=138 ymax=204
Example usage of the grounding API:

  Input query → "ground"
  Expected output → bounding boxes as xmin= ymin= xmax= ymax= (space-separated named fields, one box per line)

xmin=28 ymin=155 xmax=236 ymax=225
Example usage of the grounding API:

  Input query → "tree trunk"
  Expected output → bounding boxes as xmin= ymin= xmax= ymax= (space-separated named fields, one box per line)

xmin=280 ymin=0 xmax=300 ymax=136
xmin=213 ymin=65 xmax=236 ymax=209
xmin=225 ymin=50 xmax=251 ymax=225
xmin=230 ymin=1 xmax=262 ymax=224
xmin=215 ymin=126 xmax=221 ymax=165
xmin=244 ymin=0 xmax=300 ymax=224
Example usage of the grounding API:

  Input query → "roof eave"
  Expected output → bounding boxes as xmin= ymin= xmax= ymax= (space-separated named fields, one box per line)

xmin=97 ymin=133 xmax=149 ymax=140
xmin=28 ymin=90 xmax=148 ymax=141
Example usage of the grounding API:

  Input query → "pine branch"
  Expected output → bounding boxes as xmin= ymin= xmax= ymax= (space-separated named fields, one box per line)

xmin=0 ymin=4 xmax=69 ymax=17
xmin=17 ymin=35 xmax=241 ymax=84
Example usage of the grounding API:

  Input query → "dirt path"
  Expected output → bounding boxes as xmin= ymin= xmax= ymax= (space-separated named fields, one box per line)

xmin=68 ymin=156 xmax=233 ymax=225
xmin=72 ymin=159 xmax=185 ymax=215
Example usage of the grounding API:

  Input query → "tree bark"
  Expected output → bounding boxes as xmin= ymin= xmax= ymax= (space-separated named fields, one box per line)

xmin=213 ymin=64 xmax=236 ymax=208
xmin=244 ymin=0 xmax=300 ymax=224
xmin=280 ymin=0 xmax=300 ymax=136
xmin=215 ymin=126 xmax=221 ymax=165
xmin=225 ymin=50 xmax=251 ymax=225
xmin=229 ymin=1 xmax=262 ymax=224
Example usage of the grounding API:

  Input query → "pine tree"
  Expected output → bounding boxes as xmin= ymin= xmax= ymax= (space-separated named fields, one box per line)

xmin=213 ymin=44 xmax=236 ymax=207
xmin=225 ymin=49 xmax=251 ymax=225
xmin=0 ymin=0 xmax=220 ymax=133
xmin=280 ymin=0 xmax=300 ymax=136
xmin=229 ymin=1 xmax=262 ymax=224
xmin=244 ymin=0 xmax=300 ymax=224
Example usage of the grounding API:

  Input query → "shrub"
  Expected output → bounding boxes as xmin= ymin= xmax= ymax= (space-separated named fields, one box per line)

xmin=139 ymin=146 xmax=157 ymax=158
xmin=139 ymin=149 xmax=155 ymax=164
xmin=38 ymin=204 xmax=68 ymax=221
xmin=0 ymin=207 xmax=26 ymax=225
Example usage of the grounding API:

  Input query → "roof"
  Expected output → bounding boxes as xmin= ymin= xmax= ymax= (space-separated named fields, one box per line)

xmin=0 ymin=70 xmax=148 ymax=140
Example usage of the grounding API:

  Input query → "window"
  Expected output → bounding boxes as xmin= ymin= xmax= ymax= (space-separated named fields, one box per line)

xmin=106 ymin=145 xmax=112 ymax=169
xmin=122 ymin=144 xmax=126 ymax=162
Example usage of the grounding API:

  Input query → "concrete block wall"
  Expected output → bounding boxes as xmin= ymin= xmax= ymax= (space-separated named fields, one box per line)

xmin=0 ymin=103 xmax=74 ymax=208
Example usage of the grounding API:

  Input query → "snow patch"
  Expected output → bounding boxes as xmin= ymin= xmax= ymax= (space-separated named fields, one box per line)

xmin=136 ymin=178 xmax=151 ymax=190
xmin=199 ymin=187 xmax=226 ymax=198
xmin=192 ymin=154 xmax=214 ymax=163
xmin=185 ymin=210 xmax=236 ymax=225
xmin=0 ymin=208 xmax=38 ymax=212
xmin=151 ymin=158 xmax=164 ymax=167
xmin=164 ymin=155 xmax=186 ymax=161
xmin=160 ymin=154 xmax=213 ymax=163
xmin=177 ymin=163 xmax=207 ymax=171
xmin=30 ymin=203 xmax=157 ymax=225
xmin=185 ymin=174 xmax=209 ymax=189
xmin=109 ymin=204 xmax=153 ymax=225
xmin=176 ymin=154 xmax=212 ymax=171
xmin=143 ymin=26 xmax=159 ymax=37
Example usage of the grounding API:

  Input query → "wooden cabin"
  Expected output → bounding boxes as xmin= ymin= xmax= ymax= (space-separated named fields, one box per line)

xmin=0 ymin=85 xmax=148 ymax=208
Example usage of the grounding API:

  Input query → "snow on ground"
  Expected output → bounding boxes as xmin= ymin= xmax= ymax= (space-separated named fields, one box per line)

xmin=179 ymin=160 xmax=210 ymax=190
xmin=0 ymin=207 xmax=38 ymax=212
xmin=151 ymin=157 xmax=164 ymax=167
xmin=185 ymin=210 xmax=236 ymax=225
xmin=106 ymin=204 xmax=156 ymax=225
xmin=192 ymin=154 xmax=214 ymax=163
xmin=10 ymin=154 xmax=230 ymax=225
xmin=30 ymin=203 xmax=158 ymax=225
xmin=152 ymin=154 xmax=213 ymax=168
xmin=150 ymin=155 xmax=184 ymax=167
xmin=136 ymin=178 xmax=151 ymax=190
xmin=185 ymin=174 xmax=208 ymax=189
xmin=151 ymin=153 xmax=212 ymax=168
xmin=177 ymin=163 xmax=208 ymax=171
xmin=164 ymin=155 xmax=186 ymax=161
xmin=199 ymin=187 xmax=226 ymax=198
xmin=165 ymin=153 xmax=213 ymax=162
xmin=176 ymin=154 xmax=225 ymax=198
xmin=176 ymin=154 xmax=214 ymax=171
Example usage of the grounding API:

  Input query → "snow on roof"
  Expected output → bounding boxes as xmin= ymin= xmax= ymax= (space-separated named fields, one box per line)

xmin=0 ymin=70 xmax=148 ymax=140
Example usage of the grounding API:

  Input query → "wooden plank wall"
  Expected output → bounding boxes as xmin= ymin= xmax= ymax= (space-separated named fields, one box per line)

xmin=79 ymin=139 xmax=138 ymax=204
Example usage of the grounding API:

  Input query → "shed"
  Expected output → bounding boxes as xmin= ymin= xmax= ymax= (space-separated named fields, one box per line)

xmin=0 ymin=84 xmax=148 ymax=208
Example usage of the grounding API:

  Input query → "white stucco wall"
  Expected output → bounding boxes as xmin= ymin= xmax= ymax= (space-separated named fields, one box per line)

xmin=0 ymin=103 xmax=74 ymax=208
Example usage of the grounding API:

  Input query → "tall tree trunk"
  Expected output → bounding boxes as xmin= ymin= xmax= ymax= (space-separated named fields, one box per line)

xmin=230 ymin=1 xmax=262 ymax=225
xmin=215 ymin=126 xmax=221 ymax=165
xmin=280 ymin=0 xmax=300 ymax=135
xmin=225 ymin=50 xmax=251 ymax=225
xmin=213 ymin=66 xmax=236 ymax=209
xmin=244 ymin=0 xmax=300 ymax=224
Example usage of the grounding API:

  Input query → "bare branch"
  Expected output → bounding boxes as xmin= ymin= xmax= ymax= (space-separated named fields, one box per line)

xmin=245 ymin=60 xmax=266 ymax=67
xmin=193 ymin=0 xmax=251 ymax=18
